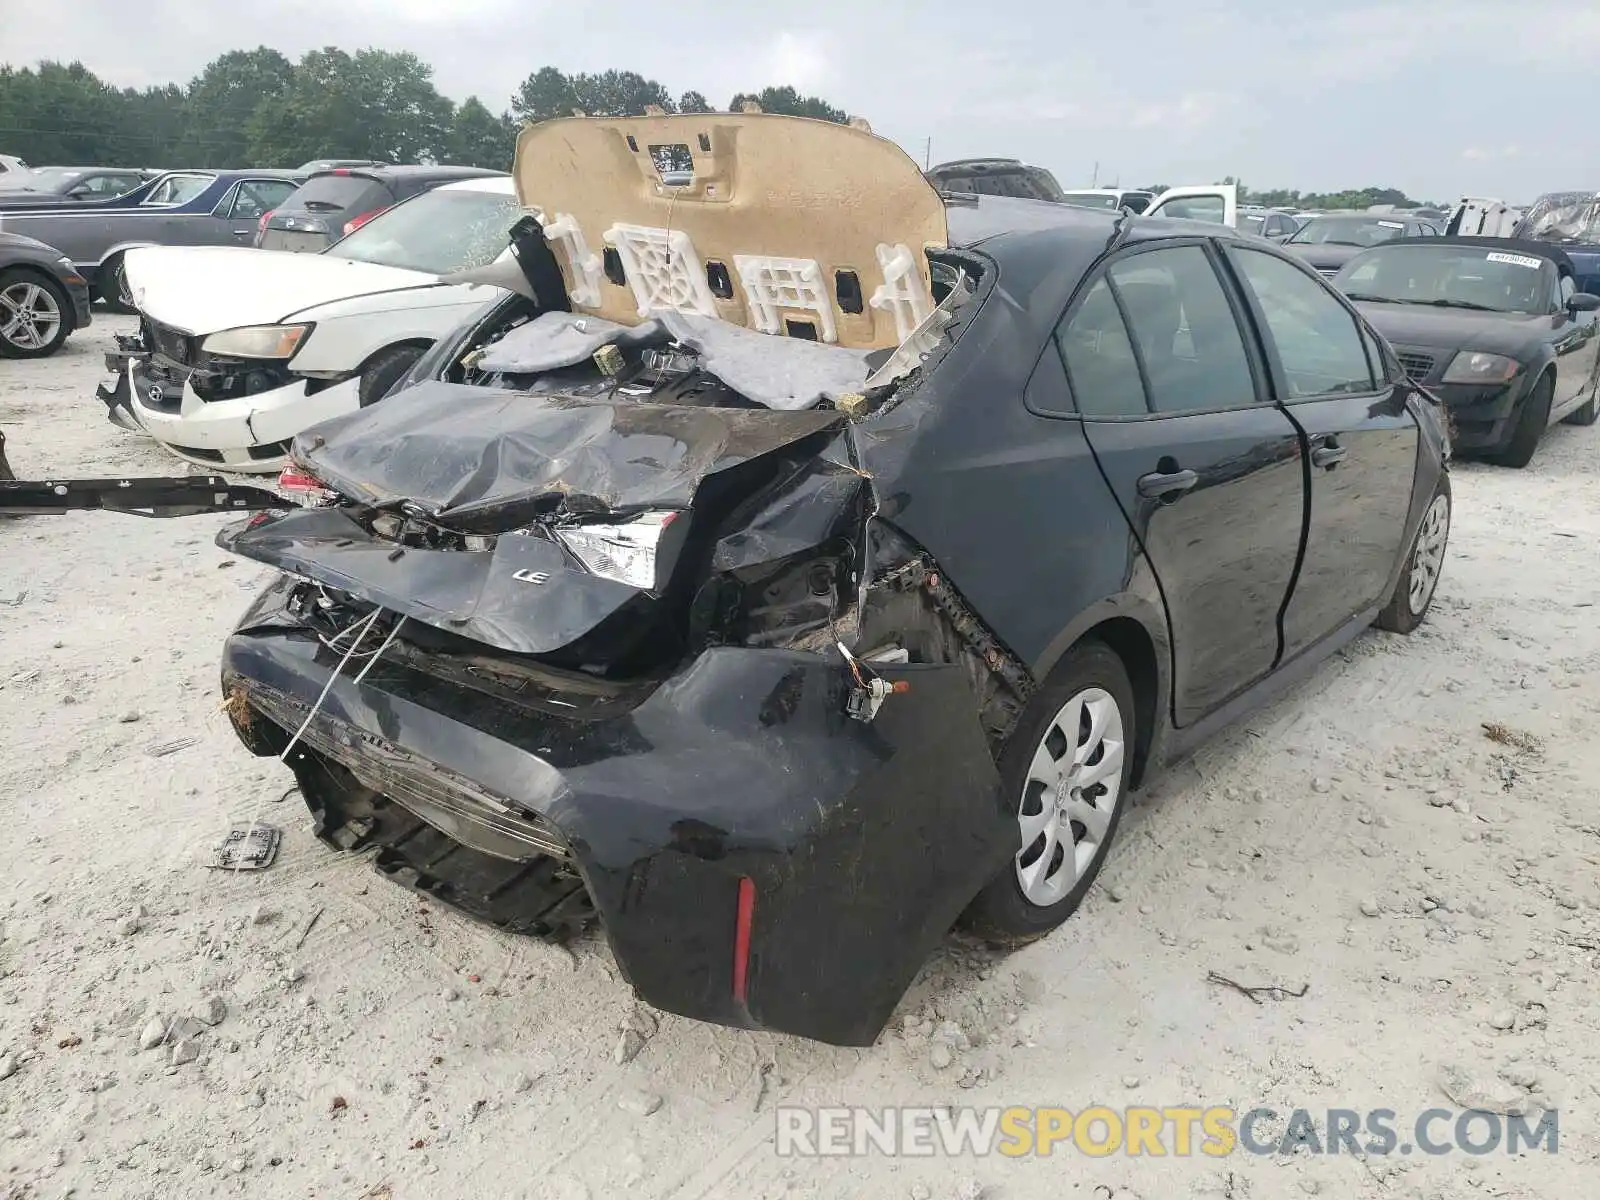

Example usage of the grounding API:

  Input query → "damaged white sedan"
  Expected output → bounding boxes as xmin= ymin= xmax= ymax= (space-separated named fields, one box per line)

xmin=96 ymin=176 xmax=520 ymax=472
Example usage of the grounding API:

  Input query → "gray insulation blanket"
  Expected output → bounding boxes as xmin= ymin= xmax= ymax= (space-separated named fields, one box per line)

xmin=472 ymin=310 xmax=874 ymax=411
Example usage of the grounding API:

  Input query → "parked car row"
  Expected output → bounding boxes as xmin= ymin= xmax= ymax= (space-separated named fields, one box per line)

xmin=5 ymin=113 xmax=1461 ymax=1047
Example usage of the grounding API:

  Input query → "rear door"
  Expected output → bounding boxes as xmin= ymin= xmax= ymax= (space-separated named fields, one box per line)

xmin=1223 ymin=244 xmax=1418 ymax=659
xmin=220 ymin=178 xmax=296 ymax=243
xmin=1054 ymin=239 xmax=1307 ymax=726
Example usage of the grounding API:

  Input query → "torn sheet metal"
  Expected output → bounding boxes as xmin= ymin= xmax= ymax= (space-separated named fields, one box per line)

xmin=290 ymin=381 xmax=845 ymax=526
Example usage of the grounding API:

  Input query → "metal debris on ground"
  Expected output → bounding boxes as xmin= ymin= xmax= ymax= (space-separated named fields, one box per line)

xmin=209 ymin=823 xmax=283 ymax=871
xmin=1482 ymin=722 xmax=1544 ymax=755
xmin=145 ymin=737 xmax=198 ymax=758
xmin=1206 ymin=971 xmax=1310 ymax=1005
xmin=294 ymin=906 xmax=325 ymax=949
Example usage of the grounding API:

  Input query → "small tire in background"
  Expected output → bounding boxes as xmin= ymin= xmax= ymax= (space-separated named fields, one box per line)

xmin=960 ymin=639 xmax=1136 ymax=946
xmin=98 ymin=254 xmax=136 ymax=314
xmin=357 ymin=344 xmax=426 ymax=407
xmin=0 ymin=268 xmax=72 ymax=359
xmin=1375 ymin=474 xmax=1451 ymax=635
xmin=1563 ymin=379 xmax=1598 ymax=427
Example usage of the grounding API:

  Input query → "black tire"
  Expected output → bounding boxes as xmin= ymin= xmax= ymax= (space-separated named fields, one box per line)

xmin=1564 ymin=378 xmax=1598 ymax=426
xmin=0 ymin=429 xmax=13 ymax=481
xmin=1375 ymin=473 xmax=1451 ymax=634
xmin=0 ymin=268 xmax=72 ymax=359
xmin=357 ymin=344 xmax=426 ymax=407
xmin=98 ymin=254 xmax=135 ymax=314
xmin=960 ymin=639 xmax=1136 ymax=946
xmin=1491 ymin=374 xmax=1552 ymax=468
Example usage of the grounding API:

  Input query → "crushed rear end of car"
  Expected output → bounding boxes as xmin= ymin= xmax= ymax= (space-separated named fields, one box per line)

xmin=215 ymin=112 xmax=1026 ymax=1045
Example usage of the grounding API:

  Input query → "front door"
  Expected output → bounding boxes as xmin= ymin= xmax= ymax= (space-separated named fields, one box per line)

xmin=1055 ymin=240 xmax=1306 ymax=726
xmin=1224 ymin=245 xmax=1418 ymax=658
xmin=1551 ymin=273 xmax=1600 ymax=415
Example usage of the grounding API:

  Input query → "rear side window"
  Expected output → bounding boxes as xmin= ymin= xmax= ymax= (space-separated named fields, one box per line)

xmin=282 ymin=174 xmax=392 ymax=213
xmin=1231 ymin=248 xmax=1376 ymax=397
xmin=1056 ymin=279 xmax=1147 ymax=416
xmin=1107 ymin=246 xmax=1258 ymax=413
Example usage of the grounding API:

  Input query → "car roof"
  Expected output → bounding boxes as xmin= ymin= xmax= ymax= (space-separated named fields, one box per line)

xmin=310 ymin=165 xmax=507 ymax=183
xmin=1367 ymin=235 xmax=1575 ymax=273
xmin=436 ymin=176 xmax=517 ymax=195
xmin=945 ymin=192 xmax=1242 ymax=248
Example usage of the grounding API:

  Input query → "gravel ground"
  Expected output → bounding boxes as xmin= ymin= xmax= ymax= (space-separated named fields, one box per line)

xmin=2 ymin=314 xmax=1599 ymax=1200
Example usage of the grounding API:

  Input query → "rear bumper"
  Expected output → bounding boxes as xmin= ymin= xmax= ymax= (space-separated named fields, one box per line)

xmin=97 ymin=355 xmax=360 ymax=473
xmin=220 ymin=575 xmax=1010 ymax=1046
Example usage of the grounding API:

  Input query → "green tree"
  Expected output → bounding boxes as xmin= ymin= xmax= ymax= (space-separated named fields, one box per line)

xmin=677 ymin=90 xmax=712 ymax=114
xmin=245 ymin=47 xmax=454 ymax=166
xmin=727 ymin=85 xmax=847 ymax=123
xmin=449 ymin=96 xmax=516 ymax=170
xmin=0 ymin=61 xmax=124 ymax=164
xmin=510 ymin=67 xmax=677 ymax=122
xmin=177 ymin=47 xmax=294 ymax=166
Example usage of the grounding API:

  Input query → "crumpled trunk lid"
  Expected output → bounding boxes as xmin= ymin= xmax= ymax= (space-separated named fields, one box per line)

xmin=220 ymin=381 xmax=849 ymax=655
xmin=289 ymin=381 xmax=845 ymax=531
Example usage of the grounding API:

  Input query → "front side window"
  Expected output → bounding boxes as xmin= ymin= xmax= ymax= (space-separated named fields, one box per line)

xmin=325 ymin=188 xmax=521 ymax=275
xmin=230 ymin=180 xmax=295 ymax=219
xmin=1056 ymin=278 xmax=1147 ymax=416
xmin=1152 ymin=195 xmax=1227 ymax=224
xmin=1108 ymin=245 xmax=1257 ymax=412
xmin=1233 ymin=248 xmax=1375 ymax=397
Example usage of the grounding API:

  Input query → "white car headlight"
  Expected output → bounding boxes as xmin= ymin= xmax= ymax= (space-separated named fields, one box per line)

xmin=555 ymin=511 xmax=683 ymax=591
xmin=201 ymin=324 xmax=311 ymax=360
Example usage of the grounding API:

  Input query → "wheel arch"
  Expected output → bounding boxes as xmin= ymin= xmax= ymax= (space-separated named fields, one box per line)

xmin=356 ymin=338 xmax=433 ymax=375
xmin=96 ymin=242 xmax=158 ymax=274
xmin=1034 ymin=596 xmax=1170 ymax=789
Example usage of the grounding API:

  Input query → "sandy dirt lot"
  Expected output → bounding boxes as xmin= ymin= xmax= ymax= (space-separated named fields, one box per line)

xmin=2 ymin=314 xmax=1598 ymax=1200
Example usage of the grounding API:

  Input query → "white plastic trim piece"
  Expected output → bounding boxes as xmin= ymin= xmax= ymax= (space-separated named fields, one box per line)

xmin=602 ymin=223 xmax=718 ymax=318
xmin=732 ymin=255 xmax=838 ymax=343
xmin=541 ymin=212 xmax=603 ymax=308
xmin=868 ymin=243 xmax=932 ymax=344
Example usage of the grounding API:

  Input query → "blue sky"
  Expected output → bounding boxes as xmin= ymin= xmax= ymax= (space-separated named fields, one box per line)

xmin=5 ymin=0 xmax=1594 ymax=202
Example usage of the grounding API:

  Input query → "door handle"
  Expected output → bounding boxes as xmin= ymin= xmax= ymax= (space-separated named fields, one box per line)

xmin=231 ymin=229 xmax=253 ymax=238
xmin=1311 ymin=440 xmax=1348 ymax=469
xmin=1137 ymin=468 xmax=1199 ymax=499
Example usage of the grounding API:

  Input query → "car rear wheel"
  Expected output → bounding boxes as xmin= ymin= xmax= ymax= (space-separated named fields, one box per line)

xmin=1375 ymin=474 xmax=1450 ymax=634
xmin=0 ymin=269 xmax=71 ymax=359
xmin=98 ymin=254 xmax=135 ymax=314
xmin=357 ymin=344 xmax=426 ymax=407
xmin=1491 ymin=374 xmax=1552 ymax=468
xmin=960 ymin=639 xmax=1135 ymax=946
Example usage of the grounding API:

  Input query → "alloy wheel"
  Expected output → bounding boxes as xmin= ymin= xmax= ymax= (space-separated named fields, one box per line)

xmin=0 ymin=281 xmax=62 ymax=351
xmin=1015 ymin=687 xmax=1125 ymax=907
xmin=1407 ymin=493 xmax=1450 ymax=615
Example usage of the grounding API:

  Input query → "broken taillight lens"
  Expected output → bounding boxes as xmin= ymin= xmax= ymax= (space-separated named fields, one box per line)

xmin=342 ymin=207 xmax=389 ymax=237
xmin=256 ymin=209 xmax=273 ymax=242
xmin=555 ymin=511 xmax=683 ymax=591
xmin=276 ymin=466 xmax=336 ymax=507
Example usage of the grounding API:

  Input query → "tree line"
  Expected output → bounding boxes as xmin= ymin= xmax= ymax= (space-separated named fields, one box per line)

xmin=1139 ymin=178 xmax=1440 ymax=213
xmin=0 ymin=51 xmax=851 ymax=172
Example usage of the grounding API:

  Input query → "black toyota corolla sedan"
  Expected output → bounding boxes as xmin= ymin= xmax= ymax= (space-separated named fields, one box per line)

xmin=0 ymin=114 xmax=1451 ymax=1046
xmin=1332 ymin=237 xmax=1600 ymax=466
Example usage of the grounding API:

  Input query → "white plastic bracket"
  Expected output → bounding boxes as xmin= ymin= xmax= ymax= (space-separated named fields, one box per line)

xmin=732 ymin=255 xmax=838 ymax=343
xmin=868 ymin=243 xmax=933 ymax=344
xmin=602 ymin=223 xmax=718 ymax=319
xmin=540 ymin=212 xmax=603 ymax=308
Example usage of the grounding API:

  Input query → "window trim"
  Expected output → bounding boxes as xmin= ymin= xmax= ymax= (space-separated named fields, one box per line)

xmin=1041 ymin=236 xmax=1278 ymax=421
xmin=1218 ymin=242 xmax=1389 ymax=405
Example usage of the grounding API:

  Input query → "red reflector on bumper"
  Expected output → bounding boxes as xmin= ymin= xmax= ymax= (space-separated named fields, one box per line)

xmin=732 ymin=877 xmax=756 ymax=1003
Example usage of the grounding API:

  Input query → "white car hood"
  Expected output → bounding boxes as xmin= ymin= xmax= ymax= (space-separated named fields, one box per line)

xmin=122 ymin=245 xmax=443 ymax=334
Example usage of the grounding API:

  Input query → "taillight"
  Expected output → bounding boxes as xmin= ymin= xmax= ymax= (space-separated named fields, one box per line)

xmin=276 ymin=466 xmax=336 ymax=507
xmin=257 ymin=209 xmax=273 ymax=240
xmin=342 ymin=207 xmax=388 ymax=236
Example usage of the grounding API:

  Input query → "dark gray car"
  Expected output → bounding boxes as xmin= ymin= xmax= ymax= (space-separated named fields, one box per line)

xmin=0 ymin=167 xmax=162 ymax=210
xmin=1283 ymin=214 xmax=1441 ymax=277
xmin=0 ymin=229 xmax=93 ymax=358
xmin=257 ymin=165 xmax=508 ymax=253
